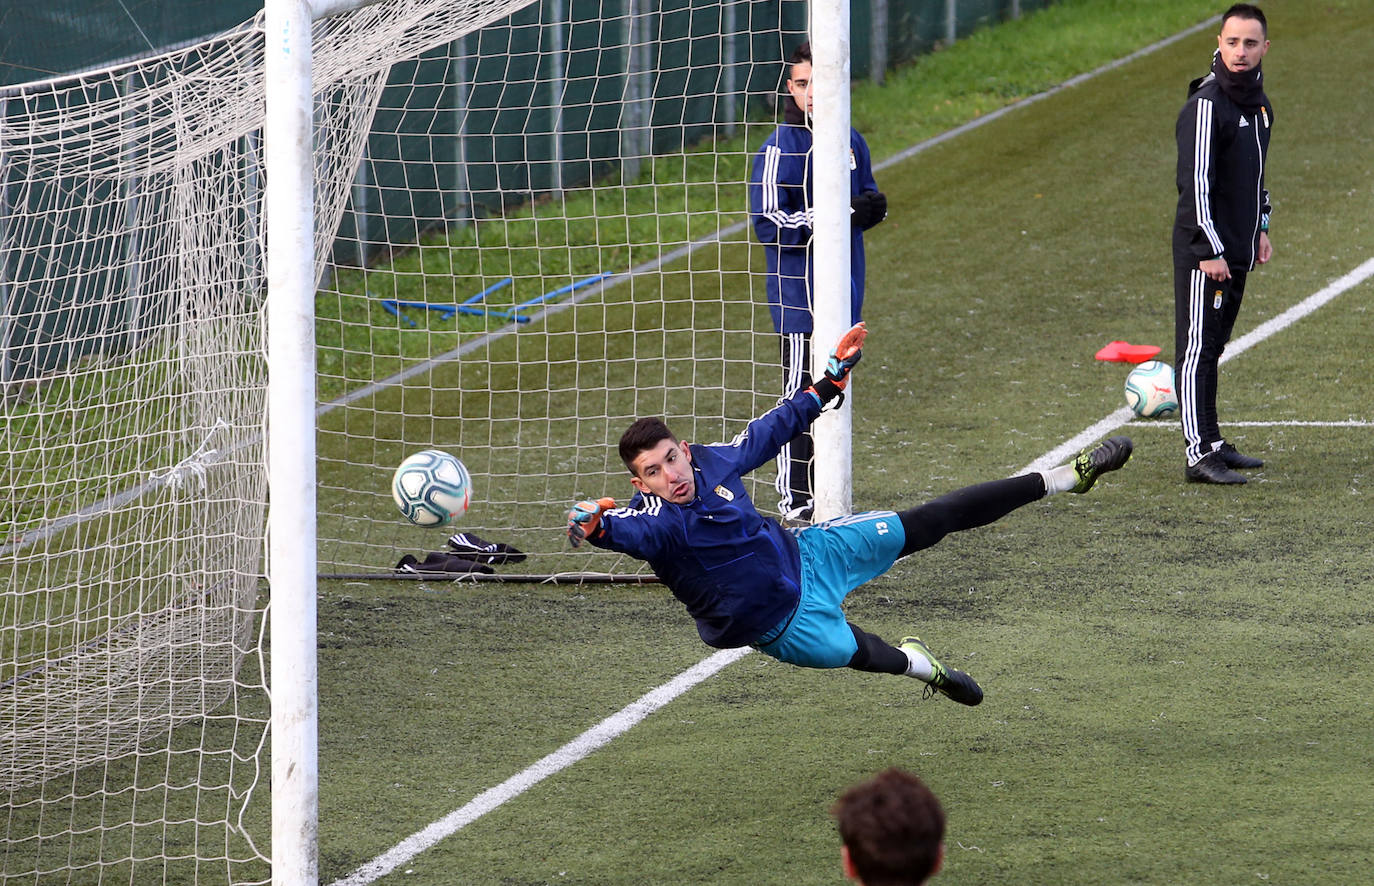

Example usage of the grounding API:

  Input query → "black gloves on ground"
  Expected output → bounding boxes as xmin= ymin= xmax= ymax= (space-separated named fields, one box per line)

xmin=446 ymin=532 xmax=527 ymax=564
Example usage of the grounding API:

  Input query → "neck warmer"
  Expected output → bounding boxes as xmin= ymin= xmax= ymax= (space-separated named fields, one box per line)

xmin=782 ymin=94 xmax=808 ymax=126
xmin=1211 ymin=50 xmax=1264 ymax=111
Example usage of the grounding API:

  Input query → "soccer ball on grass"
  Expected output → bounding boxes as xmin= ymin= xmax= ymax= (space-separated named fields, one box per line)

xmin=391 ymin=449 xmax=473 ymax=526
xmin=1124 ymin=360 xmax=1179 ymax=418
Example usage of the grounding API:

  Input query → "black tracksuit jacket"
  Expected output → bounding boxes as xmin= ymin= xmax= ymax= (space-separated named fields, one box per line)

xmin=1172 ymin=73 xmax=1273 ymax=270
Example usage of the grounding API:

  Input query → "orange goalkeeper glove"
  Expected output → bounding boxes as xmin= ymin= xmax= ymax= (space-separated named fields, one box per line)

xmin=824 ymin=321 xmax=866 ymax=389
xmin=567 ymin=497 xmax=616 ymax=548
xmin=807 ymin=322 xmax=867 ymax=405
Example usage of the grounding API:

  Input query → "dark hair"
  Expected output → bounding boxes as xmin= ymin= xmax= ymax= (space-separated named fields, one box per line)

xmin=833 ymin=769 xmax=945 ymax=886
xmin=618 ymin=418 xmax=677 ymax=472
xmin=1221 ymin=3 xmax=1267 ymax=36
xmin=787 ymin=41 xmax=811 ymax=68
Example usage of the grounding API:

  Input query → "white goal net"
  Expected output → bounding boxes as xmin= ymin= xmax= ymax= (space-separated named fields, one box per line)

xmin=2 ymin=0 xmax=804 ymax=880
xmin=314 ymin=0 xmax=799 ymax=581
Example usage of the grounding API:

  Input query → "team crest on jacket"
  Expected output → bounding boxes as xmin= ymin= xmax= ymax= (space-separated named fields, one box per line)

xmin=713 ymin=484 xmax=735 ymax=501
xmin=848 ymin=148 xmax=856 ymax=170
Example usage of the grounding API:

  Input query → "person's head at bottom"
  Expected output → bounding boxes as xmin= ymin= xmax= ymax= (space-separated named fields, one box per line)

xmin=833 ymin=768 xmax=945 ymax=886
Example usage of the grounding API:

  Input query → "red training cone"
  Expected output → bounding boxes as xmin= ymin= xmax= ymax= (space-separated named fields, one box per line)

xmin=1095 ymin=340 xmax=1162 ymax=364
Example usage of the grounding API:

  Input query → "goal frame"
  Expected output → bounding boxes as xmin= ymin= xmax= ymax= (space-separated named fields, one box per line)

xmin=267 ymin=0 xmax=856 ymax=881
xmin=264 ymin=2 xmax=321 ymax=884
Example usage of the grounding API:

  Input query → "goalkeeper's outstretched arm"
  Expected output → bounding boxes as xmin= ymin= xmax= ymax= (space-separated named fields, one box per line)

xmin=723 ymin=322 xmax=868 ymax=476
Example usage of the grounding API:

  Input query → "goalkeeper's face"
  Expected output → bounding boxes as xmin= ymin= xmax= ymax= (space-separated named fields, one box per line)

xmin=786 ymin=60 xmax=813 ymax=115
xmin=629 ymin=439 xmax=697 ymax=504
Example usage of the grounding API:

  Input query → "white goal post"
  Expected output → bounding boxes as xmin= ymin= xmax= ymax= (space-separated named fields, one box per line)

xmin=1 ymin=0 xmax=857 ymax=880
xmin=810 ymin=0 xmax=856 ymax=520
xmin=264 ymin=3 xmax=323 ymax=882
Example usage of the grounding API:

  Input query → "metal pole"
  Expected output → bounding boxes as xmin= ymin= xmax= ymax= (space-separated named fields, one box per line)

xmin=264 ymin=1 xmax=320 ymax=883
xmin=451 ymin=35 xmax=472 ymax=225
xmin=550 ymin=0 xmax=566 ymax=195
xmin=120 ymin=71 xmax=146 ymax=351
xmin=722 ymin=0 xmax=738 ymax=135
xmin=0 ymin=97 xmax=11 ymax=386
xmin=870 ymin=0 xmax=888 ymax=85
xmin=810 ymin=0 xmax=853 ymax=521
xmin=622 ymin=0 xmax=651 ymax=185
xmin=350 ymin=148 xmax=371 ymax=267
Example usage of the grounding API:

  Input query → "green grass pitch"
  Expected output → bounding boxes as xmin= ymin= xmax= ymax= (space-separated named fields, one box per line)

xmin=314 ymin=1 xmax=1374 ymax=883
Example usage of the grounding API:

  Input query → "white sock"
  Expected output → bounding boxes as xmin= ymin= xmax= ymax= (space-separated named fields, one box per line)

xmin=903 ymin=646 xmax=934 ymax=680
xmin=1038 ymin=464 xmax=1077 ymax=495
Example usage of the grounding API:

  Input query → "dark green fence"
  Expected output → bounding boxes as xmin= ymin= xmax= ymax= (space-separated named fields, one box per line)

xmin=0 ymin=1 xmax=261 ymax=86
xmin=1 ymin=0 xmax=1052 ymax=383
xmin=336 ymin=0 xmax=1052 ymax=263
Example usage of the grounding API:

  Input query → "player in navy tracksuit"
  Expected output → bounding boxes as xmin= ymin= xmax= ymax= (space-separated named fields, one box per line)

xmin=749 ymin=41 xmax=886 ymax=523
xmin=567 ymin=325 xmax=1135 ymax=706
xmin=1173 ymin=4 xmax=1273 ymax=484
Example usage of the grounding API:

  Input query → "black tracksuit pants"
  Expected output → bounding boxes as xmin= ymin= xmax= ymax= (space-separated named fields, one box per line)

xmin=777 ymin=332 xmax=813 ymax=517
xmin=1175 ymin=264 xmax=1247 ymax=466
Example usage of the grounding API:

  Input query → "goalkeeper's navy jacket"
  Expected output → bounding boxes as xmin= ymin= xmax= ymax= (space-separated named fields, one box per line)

xmin=748 ymin=101 xmax=878 ymax=335
xmin=589 ymin=390 xmax=822 ymax=649
xmin=1172 ymin=64 xmax=1272 ymax=270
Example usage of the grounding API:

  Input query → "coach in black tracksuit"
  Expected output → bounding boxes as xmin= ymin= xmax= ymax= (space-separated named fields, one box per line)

xmin=1173 ymin=4 xmax=1272 ymax=485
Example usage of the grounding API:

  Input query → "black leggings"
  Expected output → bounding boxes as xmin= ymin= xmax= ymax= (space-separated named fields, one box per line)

xmin=898 ymin=473 xmax=1046 ymax=558
xmin=845 ymin=473 xmax=1047 ymax=674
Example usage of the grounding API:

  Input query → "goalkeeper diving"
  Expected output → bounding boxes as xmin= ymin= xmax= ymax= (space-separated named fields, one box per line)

xmin=567 ymin=323 xmax=1133 ymax=705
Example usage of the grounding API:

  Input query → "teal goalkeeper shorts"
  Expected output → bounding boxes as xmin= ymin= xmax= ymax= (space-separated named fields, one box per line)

xmin=754 ymin=510 xmax=904 ymax=669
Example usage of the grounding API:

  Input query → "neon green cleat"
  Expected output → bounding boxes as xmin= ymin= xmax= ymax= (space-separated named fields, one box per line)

xmin=1070 ymin=436 xmax=1134 ymax=494
xmin=900 ymin=636 xmax=983 ymax=706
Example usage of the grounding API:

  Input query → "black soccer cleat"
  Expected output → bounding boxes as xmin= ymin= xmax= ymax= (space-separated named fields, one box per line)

xmin=900 ymin=636 xmax=984 ymax=706
xmin=1186 ymin=451 xmax=1247 ymax=485
xmin=1217 ymin=441 xmax=1264 ymax=470
xmin=1070 ymin=436 xmax=1134 ymax=494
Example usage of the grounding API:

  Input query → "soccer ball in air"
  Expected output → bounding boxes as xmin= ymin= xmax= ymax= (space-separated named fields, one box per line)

xmin=1124 ymin=360 xmax=1179 ymax=418
xmin=391 ymin=449 xmax=473 ymax=526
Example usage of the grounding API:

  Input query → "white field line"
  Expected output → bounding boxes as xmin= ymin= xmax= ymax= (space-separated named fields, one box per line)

xmin=1127 ymin=420 xmax=1373 ymax=429
xmin=327 ymin=647 xmax=751 ymax=886
xmin=1019 ymin=257 xmax=1374 ymax=475
xmin=873 ymin=17 xmax=1217 ymax=173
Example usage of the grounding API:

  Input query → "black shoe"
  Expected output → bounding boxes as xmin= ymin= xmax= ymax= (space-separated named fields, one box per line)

xmin=1070 ymin=436 xmax=1134 ymax=493
xmin=1217 ymin=442 xmax=1264 ymax=469
xmin=1185 ymin=452 xmax=1247 ymax=485
xmin=900 ymin=637 xmax=984 ymax=706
